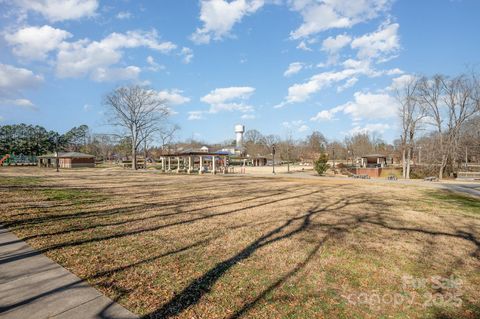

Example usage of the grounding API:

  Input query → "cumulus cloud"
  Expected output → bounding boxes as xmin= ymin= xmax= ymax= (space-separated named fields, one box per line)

xmin=90 ymin=66 xmax=141 ymax=82
xmin=191 ymin=0 xmax=265 ymax=44
xmin=283 ymin=120 xmax=310 ymax=132
xmin=310 ymin=105 xmax=345 ymax=121
xmin=351 ymin=22 xmax=400 ymax=61
xmin=190 ymin=86 xmax=256 ymax=120
xmin=146 ymin=56 xmax=165 ymax=72
xmin=289 ymin=0 xmax=392 ymax=39
xmin=55 ymin=30 xmax=176 ymax=81
xmin=321 ymin=33 xmax=351 ymax=54
xmin=15 ymin=0 xmax=99 ymax=22
xmin=4 ymin=25 xmax=72 ymax=60
xmin=156 ymin=89 xmax=190 ymax=106
xmin=0 ymin=64 xmax=43 ymax=94
xmin=0 ymin=98 xmax=36 ymax=109
xmin=387 ymin=74 xmax=415 ymax=91
xmin=283 ymin=62 xmax=304 ymax=77
xmin=0 ymin=64 xmax=43 ymax=109
xmin=276 ymin=67 xmax=362 ymax=106
xmin=348 ymin=123 xmax=390 ymax=135
xmin=296 ymin=41 xmax=312 ymax=51
xmin=311 ymin=91 xmax=398 ymax=123
xmin=277 ymin=57 xmax=402 ymax=107
xmin=180 ymin=47 xmax=194 ymax=64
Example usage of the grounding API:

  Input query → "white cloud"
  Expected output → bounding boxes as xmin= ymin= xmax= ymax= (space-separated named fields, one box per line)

xmin=191 ymin=86 xmax=256 ymax=119
xmin=0 ymin=98 xmax=36 ymax=109
xmin=0 ymin=64 xmax=43 ymax=95
xmin=282 ymin=120 xmax=310 ymax=132
xmin=4 ymin=25 xmax=72 ymax=61
xmin=296 ymin=41 xmax=312 ymax=51
xmin=387 ymin=74 xmax=415 ymax=91
xmin=283 ymin=62 xmax=304 ymax=77
xmin=348 ymin=123 xmax=390 ymax=135
xmin=201 ymin=86 xmax=255 ymax=105
xmin=156 ymin=89 xmax=190 ymax=106
xmin=342 ymin=91 xmax=398 ymax=120
xmin=241 ymin=114 xmax=256 ymax=119
xmin=90 ymin=66 xmax=141 ymax=82
xmin=188 ymin=111 xmax=205 ymax=120
xmin=277 ymin=67 xmax=360 ymax=106
xmin=146 ymin=56 xmax=165 ymax=72
xmin=289 ymin=0 xmax=392 ymax=39
xmin=55 ymin=30 xmax=176 ymax=80
xmin=321 ymin=33 xmax=351 ymax=54
xmin=15 ymin=0 xmax=99 ymax=22
xmin=313 ymin=91 xmax=398 ymax=122
xmin=277 ymin=57 xmax=402 ymax=107
xmin=310 ymin=104 xmax=345 ymax=121
xmin=116 ymin=11 xmax=132 ymax=19
xmin=180 ymin=47 xmax=194 ymax=64
xmin=191 ymin=0 xmax=265 ymax=44
xmin=337 ymin=77 xmax=358 ymax=92
xmin=351 ymin=22 xmax=400 ymax=61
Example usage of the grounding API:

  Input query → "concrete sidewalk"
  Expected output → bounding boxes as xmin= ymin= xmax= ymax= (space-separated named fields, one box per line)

xmin=0 ymin=227 xmax=138 ymax=319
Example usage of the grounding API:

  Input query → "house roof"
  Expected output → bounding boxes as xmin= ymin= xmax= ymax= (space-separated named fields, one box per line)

xmin=361 ymin=154 xmax=387 ymax=158
xmin=38 ymin=152 xmax=95 ymax=158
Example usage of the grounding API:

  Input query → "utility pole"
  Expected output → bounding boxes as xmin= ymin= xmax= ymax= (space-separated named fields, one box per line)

xmin=272 ymin=144 xmax=276 ymax=175
xmin=332 ymin=147 xmax=335 ymax=170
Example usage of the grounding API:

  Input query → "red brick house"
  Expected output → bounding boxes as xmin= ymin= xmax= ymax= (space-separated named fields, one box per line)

xmin=38 ymin=152 xmax=95 ymax=168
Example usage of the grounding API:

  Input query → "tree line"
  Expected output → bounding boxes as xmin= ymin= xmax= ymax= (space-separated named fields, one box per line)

xmin=396 ymin=72 xmax=480 ymax=179
xmin=2 ymin=76 xmax=478 ymax=179
xmin=0 ymin=124 xmax=90 ymax=156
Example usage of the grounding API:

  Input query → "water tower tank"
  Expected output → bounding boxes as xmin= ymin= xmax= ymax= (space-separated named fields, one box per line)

xmin=235 ymin=124 xmax=245 ymax=148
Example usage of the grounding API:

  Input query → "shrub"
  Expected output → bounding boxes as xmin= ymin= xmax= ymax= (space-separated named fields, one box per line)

xmin=314 ymin=154 xmax=330 ymax=175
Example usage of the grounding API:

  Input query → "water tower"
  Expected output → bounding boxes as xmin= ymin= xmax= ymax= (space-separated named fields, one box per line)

xmin=235 ymin=124 xmax=245 ymax=149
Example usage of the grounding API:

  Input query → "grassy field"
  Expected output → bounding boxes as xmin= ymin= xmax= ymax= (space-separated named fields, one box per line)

xmin=1 ymin=167 xmax=479 ymax=318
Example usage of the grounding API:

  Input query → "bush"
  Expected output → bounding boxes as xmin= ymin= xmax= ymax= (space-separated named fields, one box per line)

xmin=314 ymin=154 xmax=330 ymax=175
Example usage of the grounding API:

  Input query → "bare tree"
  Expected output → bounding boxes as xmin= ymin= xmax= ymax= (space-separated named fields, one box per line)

xmin=396 ymin=75 xmax=425 ymax=179
xmin=159 ymin=124 xmax=180 ymax=154
xmin=104 ymin=85 xmax=169 ymax=169
xmin=418 ymin=74 xmax=479 ymax=179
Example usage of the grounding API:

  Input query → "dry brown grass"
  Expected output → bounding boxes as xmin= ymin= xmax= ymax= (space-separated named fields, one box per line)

xmin=1 ymin=167 xmax=479 ymax=319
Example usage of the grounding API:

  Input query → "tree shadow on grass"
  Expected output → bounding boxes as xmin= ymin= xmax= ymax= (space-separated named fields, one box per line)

xmin=142 ymin=196 xmax=366 ymax=319
xmin=0 ymin=187 xmax=330 ymax=265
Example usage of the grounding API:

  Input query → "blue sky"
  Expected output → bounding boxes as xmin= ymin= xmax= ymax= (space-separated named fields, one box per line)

xmin=0 ymin=0 xmax=479 ymax=143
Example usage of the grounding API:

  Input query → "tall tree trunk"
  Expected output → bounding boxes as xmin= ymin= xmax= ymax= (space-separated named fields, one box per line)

xmin=132 ymin=138 xmax=137 ymax=170
xmin=439 ymin=155 xmax=446 ymax=180
xmin=402 ymin=148 xmax=406 ymax=179
xmin=406 ymin=147 xmax=411 ymax=179
xmin=143 ymin=139 xmax=147 ymax=166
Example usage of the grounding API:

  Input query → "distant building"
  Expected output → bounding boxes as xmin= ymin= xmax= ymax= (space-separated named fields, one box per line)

xmin=38 ymin=152 xmax=95 ymax=168
xmin=360 ymin=154 xmax=387 ymax=168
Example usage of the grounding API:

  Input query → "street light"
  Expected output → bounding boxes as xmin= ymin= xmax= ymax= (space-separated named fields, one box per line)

xmin=272 ymin=144 xmax=276 ymax=175
xmin=55 ymin=151 xmax=59 ymax=172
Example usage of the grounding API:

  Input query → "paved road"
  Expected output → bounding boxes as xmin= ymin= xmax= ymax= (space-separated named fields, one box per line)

xmin=0 ymin=227 xmax=138 ymax=319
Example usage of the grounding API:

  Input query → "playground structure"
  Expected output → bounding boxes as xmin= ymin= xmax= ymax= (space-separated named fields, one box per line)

xmin=1 ymin=154 xmax=37 ymax=166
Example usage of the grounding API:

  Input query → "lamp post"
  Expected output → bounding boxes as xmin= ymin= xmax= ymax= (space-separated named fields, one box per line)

xmin=55 ymin=151 xmax=59 ymax=172
xmin=272 ymin=144 xmax=276 ymax=175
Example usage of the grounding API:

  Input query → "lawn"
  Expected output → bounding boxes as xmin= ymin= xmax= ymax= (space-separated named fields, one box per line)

xmin=1 ymin=167 xmax=479 ymax=318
